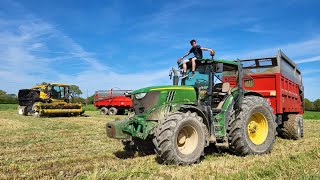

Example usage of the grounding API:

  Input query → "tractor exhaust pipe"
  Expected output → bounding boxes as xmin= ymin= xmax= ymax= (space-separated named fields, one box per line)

xmin=170 ymin=68 xmax=180 ymax=85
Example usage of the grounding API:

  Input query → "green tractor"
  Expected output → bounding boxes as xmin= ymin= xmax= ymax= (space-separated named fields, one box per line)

xmin=106 ymin=57 xmax=276 ymax=165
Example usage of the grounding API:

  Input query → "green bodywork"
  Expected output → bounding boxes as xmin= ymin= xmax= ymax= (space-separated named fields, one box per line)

xmin=107 ymin=85 xmax=197 ymax=139
xmin=106 ymin=58 xmax=243 ymax=142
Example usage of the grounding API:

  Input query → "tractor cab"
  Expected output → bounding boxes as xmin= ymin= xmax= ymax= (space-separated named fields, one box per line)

xmin=171 ymin=58 xmax=240 ymax=112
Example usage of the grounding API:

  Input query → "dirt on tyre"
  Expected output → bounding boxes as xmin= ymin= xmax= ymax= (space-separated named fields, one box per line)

xmin=108 ymin=107 xmax=118 ymax=115
xmin=100 ymin=107 xmax=108 ymax=115
xmin=228 ymin=96 xmax=276 ymax=155
xmin=282 ymin=114 xmax=303 ymax=140
xmin=153 ymin=111 xmax=207 ymax=165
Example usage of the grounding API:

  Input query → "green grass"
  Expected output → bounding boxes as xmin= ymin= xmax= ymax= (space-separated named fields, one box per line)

xmin=0 ymin=104 xmax=17 ymax=111
xmin=0 ymin=111 xmax=319 ymax=179
xmin=303 ymin=111 xmax=320 ymax=120
xmin=83 ymin=104 xmax=98 ymax=111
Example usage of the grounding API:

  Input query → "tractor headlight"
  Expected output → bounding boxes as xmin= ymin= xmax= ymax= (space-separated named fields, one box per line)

xmin=135 ymin=93 xmax=147 ymax=100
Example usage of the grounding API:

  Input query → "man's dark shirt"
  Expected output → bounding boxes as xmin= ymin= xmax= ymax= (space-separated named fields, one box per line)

xmin=189 ymin=45 xmax=203 ymax=59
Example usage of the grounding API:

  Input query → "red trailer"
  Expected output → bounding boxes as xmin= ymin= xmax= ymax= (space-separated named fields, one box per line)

xmin=223 ymin=49 xmax=304 ymax=139
xmin=94 ymin=89 xmax=133 ymax=115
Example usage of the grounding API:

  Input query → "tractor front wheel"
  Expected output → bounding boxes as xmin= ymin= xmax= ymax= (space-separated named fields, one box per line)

xmin=228 ymin=96 xmax=276 ymax=155
xmin=153 ymin=111 xmax=207 ymax=165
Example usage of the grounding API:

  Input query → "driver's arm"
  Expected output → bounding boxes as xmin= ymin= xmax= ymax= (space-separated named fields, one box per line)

xmin=181 ymin=52 xmax=190 ymax=59
xmin=200 ymin=47 xmax=213 ymax=51
xmin=177 ymin=52 xmax=191 ymax=63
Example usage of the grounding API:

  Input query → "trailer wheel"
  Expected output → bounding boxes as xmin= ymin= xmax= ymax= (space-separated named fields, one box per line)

xmin=228 ymin=96 xmax=276 ymax=155
xmin=100 ymin=107 xmax=109 ymax=115
xmin=108 ymin=107 xmax=118 ymax=115
xmin=282 ymin=114 xmax=303 ymax=140
xmin=153 ymin=111 xmax=207 ymax=165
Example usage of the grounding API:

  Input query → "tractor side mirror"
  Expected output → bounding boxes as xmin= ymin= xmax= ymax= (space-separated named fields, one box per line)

xmin=216 ymin=63 xmax=223 ymax=73
xmin=169 ymin=70 xmax=173 ymax=79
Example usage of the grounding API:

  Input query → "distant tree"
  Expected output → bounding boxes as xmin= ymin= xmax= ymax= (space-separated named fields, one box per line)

xmin=69 ymin=85 xmax=83 ymax=97
xmin=0 ymin=90 xmax=6 ymax=96
xmin=70 ymin=96 xmax=85 ymax=103
xmin=314 ymin=99 xmax=320 ymax=111
xmin=304 ymin=98 xmax=314 ymax=111
xmin=36 ymin=82 xmax=48 ymax=86
xmin=87 ymin=94 xmax=95 ymax=104
xmin=0 ymin=90 xmax=18 ymax=104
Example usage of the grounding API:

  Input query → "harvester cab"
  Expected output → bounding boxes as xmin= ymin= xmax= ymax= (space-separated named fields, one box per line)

xmin=42 ymin=84 xmax=71 ymax=102
xmin=18 ymin=83 xmax=84 ymax=117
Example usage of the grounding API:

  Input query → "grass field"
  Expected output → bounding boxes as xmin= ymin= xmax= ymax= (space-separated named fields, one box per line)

xmin=0 ymin=108 xmax=319 ymax=179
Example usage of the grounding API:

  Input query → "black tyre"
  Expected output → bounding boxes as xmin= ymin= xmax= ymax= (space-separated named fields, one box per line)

xmin=108 ymin=107 xmax=118 ymax=115
xmin=153 ymin=111 xmax=207 ymax=165
xmin=282 ymin=114 xmax=303 ymax=140
xmin=100 ymin=107 xmax=108 ymax=115
xmin=122 ymin=138 xmax=155 ymax=156
xmin=228 ymin=96 xmax=276 ymax=155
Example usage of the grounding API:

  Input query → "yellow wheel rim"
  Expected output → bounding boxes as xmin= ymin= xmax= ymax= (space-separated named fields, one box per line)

xmin=177 ymin=125 xmax=198 ymax=155
xmin=247 ymin=112 xmax=268 ymax=145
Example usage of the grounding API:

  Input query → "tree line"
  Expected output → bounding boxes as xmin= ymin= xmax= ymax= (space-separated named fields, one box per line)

xmin=304 ymin=98 xmax=320 ymax=111
xmin=0 ymin=90 xmax=18 ymax=104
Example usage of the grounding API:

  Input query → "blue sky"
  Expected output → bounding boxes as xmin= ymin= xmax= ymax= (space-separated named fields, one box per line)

xmin=0 ymin=0 xmax=320 ymax=100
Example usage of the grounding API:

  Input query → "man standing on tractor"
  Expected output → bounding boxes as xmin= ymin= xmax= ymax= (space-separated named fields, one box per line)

xmin=177 ymin=39 xmax=213 ymax=78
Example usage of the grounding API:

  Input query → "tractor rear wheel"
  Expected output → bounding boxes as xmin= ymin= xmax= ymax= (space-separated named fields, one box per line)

xmin=100 ymin=107 xmax=108 ymax=115
xmin=282 ymin=114 xmax=303 ymax=140
xmin=108 ymin=107 xmax=118 ymax=115
xmin=228 ymin=96 xmax=276 ymax=155
xmin=153 ymin=111 xmax=207 ymax=165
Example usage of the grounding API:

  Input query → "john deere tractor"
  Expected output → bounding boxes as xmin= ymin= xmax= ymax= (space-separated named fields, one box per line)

xmin=18 ymin=83 xmax=84 ymax=117
xmin=106 ymin=55 xmax=276 ymax=165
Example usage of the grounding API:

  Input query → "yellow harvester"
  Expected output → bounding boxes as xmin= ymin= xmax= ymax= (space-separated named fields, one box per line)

xmin=17 ymin=83 xmax=84 ymax=117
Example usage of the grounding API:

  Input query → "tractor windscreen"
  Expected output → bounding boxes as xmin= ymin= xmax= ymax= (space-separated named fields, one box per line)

xmin=184 ymin=64 xmax=211 ymax=87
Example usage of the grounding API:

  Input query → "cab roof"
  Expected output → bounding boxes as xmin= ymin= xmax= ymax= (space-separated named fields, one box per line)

xmin=31 ymin=83 xmax=71 ymax=89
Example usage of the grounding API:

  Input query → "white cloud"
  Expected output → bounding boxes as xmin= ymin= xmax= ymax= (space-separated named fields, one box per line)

xmin=296 ymin=55 xmax=320 ymax=64
xmin=0 ymin=2 xmax=172 ymax=95
xmin=219 ymin=36 xmax=320 ymax=61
